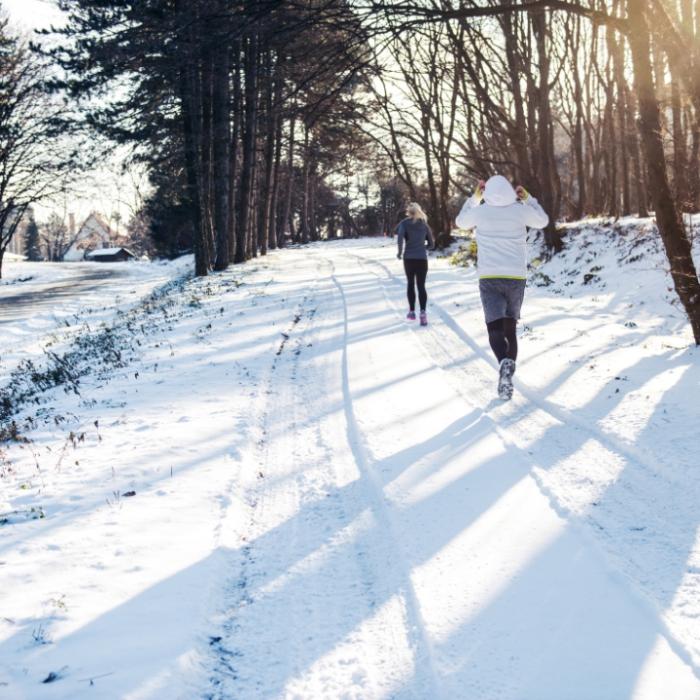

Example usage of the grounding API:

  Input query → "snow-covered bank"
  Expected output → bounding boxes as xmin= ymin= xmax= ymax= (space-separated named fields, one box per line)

xmin=0 ymin=258 xmax=193 ymax=387
xmin=0 ymin=255 xmax=284 ymax=696
xmin=1 ymin=235 xmax=699 ymax=698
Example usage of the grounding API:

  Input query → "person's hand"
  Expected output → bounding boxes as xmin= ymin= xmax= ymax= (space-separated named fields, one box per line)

xmin=516 ymin=185 xmax=530 ymax=201
xmin=397 ymin=252 xmax=402 ymax=259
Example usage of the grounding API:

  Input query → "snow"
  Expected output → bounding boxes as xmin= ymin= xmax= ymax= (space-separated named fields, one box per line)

xmin=0 ymin=230 xmax=699 ymax=699
xmin=0 ymin=258 xmax=192 ymax=387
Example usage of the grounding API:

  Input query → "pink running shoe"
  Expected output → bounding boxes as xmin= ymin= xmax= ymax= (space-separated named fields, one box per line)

xmin=406 ymin=311 xmax=416 ymax=321
xmin=419 ymin=311 xmax=428 ymax=326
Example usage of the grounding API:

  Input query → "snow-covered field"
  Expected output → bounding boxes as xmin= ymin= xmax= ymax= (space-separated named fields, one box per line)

xmin=0 ymin=229 xmax=698 ymax=699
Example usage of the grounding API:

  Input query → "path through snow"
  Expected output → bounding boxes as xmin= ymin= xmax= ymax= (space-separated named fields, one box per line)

xmin=0 ymin=239 xmax=698 ymax=699
xmin=206 ymin=243 xmax=699 ymax=699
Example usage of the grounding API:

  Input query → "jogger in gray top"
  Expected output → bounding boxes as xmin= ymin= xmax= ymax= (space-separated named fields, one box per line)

xmin=397 ymin=219 xmax=434 ymax=260
xmin=397 ymin=202 xmax=434 ymax=325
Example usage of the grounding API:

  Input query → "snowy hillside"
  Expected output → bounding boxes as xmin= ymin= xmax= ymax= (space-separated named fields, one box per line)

xmin=0 ymin=229 xmax=699 ymax=699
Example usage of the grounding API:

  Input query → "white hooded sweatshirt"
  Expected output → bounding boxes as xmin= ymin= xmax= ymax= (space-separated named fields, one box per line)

xmin=455 ymin=175 xmax=549 ymax=279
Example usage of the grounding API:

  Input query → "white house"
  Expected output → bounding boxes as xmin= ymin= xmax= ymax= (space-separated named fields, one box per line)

xmin=63 ymin=213 xmax=116 ymax=261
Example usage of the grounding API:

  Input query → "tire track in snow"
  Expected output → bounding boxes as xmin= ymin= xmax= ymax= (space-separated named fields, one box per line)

xmin=206 ymin=257 xmax=330 ymax=698
xmin=328 ymin=257 xmax=443 ymax=700
xmin=208 ymin=254 xmax=436 ymax=698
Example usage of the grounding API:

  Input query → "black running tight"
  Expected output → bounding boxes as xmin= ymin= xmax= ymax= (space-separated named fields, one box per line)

xmin=404 ymin=258 xmax=428 ymax=311
xmin=486 ymin=317 xmax=518 ymax=362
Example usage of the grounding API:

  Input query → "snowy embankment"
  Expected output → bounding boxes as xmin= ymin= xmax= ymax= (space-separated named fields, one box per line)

xmin=0 ymin=259 xmax=193 ymax=387
xmin=0 ymin=224 xmax=698 ymax=699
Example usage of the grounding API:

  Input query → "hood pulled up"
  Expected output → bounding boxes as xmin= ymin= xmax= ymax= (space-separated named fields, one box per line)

xmin=484 ymin=175 xmax=517 ymax=207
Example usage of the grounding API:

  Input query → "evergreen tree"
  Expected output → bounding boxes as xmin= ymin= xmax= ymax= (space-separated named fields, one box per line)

xmin=23 ymin=212 xmax=42 ymax=261
xmin=42 ymin=1 xmax=372 ymax=272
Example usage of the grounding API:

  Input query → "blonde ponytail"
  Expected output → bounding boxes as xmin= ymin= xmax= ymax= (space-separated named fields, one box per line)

xmin=406 ymin=202 xmax=428 ymax=222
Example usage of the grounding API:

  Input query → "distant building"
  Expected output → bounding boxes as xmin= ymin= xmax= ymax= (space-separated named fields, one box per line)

xmin=85 ymin=247 xmax=135 ymax=263
xmin=63 ymin=212 xmax=124 ymax=261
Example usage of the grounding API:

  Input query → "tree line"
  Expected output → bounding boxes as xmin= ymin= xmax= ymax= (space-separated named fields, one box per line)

xmin=42 ymin=0 xmax=374 ymax=277
xmin=0 ymin=12 xmax=78 ymax=278
xmin=0 ymin=1 xmax=699 ymax=341
xmin=362 ymin=0 xmax=700 ymax=342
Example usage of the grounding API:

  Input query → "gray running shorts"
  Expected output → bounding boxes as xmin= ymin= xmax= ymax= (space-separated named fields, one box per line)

xmin=478 ymin=278 xmax=526 ymax=323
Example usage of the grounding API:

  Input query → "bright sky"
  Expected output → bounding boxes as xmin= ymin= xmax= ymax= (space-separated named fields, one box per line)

xmin=3 ymin=0 xmax=143 ymax=229
xmin=2 ymin=0 xmax=65 ymax=33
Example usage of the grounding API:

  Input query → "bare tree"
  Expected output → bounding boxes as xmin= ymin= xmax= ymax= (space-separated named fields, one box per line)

xmin=40 ymin=212 xmax=72 ymax=262
xmin=0 ymin=19 xmax=75 ymax=277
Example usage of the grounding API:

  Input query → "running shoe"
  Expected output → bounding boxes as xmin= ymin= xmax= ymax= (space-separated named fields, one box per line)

xmin=406 ymin=311 xmax=416 ymax=321
xmin=498 ymin=358 xmax=516 ymax=400
xmin=419 ymin=311 xmax=428 ymax=326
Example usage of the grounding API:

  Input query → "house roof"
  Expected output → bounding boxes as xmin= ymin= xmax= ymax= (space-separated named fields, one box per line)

xmin=86 ymin=247 xmax=134 ymax=257
xmin=78 ymin=212 xmax=113 ymax=237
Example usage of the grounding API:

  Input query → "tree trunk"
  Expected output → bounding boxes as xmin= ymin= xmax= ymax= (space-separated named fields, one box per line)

xmin=571 ymin=17 xmax=586 ymax=219
xmin=199 ymin=39 xmax=214 ymax=268
xmin=176 ymin=0 xmax=208 ymax=277
xmin=609 ymin=9 xmax=630 ymax=215
xmin=503 ymin=11 xmax=533 ymax=184
xmin=268 ymin=91 xmax=283 ymax=251
xmin=420 ymin=112 xmax=441 ymax=240
xmin=310 ymin=166 xmax=318 ymax=241
xmin=212 ymin=41 xmax=231 ymax=271
xmin=281 ymin=114 xmax=296 ymax=247
xmin=671 ymin=78 xmax=689 ymax=209
xmin=627 ymin=0 xmax=700 ymax=343
xmin=618 ymin=82 xmax=631 ymax=216
xmin=235 ymin=32 xmax=258 ymax=264
xmin=689 ymin=115 xmax=700 ymax=210
xmin=300 ymin=123 xmax=311 ymax=244
xmin=257 ymin=50 xmax=275 ymax=257
xmin=531 ymin=9 xmax=562 ymax=251
xmin=228 ymin=41 xmax=242 ymax=263
xmin=180 ymin=75 xmax=208 ymax=276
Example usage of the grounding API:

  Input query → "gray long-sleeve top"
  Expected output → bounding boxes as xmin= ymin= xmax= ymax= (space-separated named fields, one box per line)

xmin=397 ymin=218 xmax=435 ymax=260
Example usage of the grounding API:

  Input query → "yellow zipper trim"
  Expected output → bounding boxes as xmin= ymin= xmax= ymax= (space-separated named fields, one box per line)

xmin=479 ymin=275 xmax=526 ymax=280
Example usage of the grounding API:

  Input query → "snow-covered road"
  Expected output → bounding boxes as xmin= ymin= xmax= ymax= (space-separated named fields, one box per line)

xmin=207 ymin=244 xmax=698 ymax=699
xmin=1 ymin=239 xmax=698 ymax=699
xmin=0 ymin=268 xmax=124 ymax=324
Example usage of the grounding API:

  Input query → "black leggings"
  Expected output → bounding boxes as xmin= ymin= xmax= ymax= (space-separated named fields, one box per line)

xmin=486 ymin=317 xmax=518 ymax=362
xmin=404 ymin=258 xmax=428 ymax=311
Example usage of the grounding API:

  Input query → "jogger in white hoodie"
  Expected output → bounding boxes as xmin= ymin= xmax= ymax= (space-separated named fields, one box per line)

xmin=455 ymin=175 xmax=549 ymax=399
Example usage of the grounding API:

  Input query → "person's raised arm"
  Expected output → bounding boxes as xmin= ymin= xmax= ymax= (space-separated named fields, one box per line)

xmin=516 ymin=186 xmax=549 ymax=229
xmin=455 ymin=180 xmax=484 ymax=230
